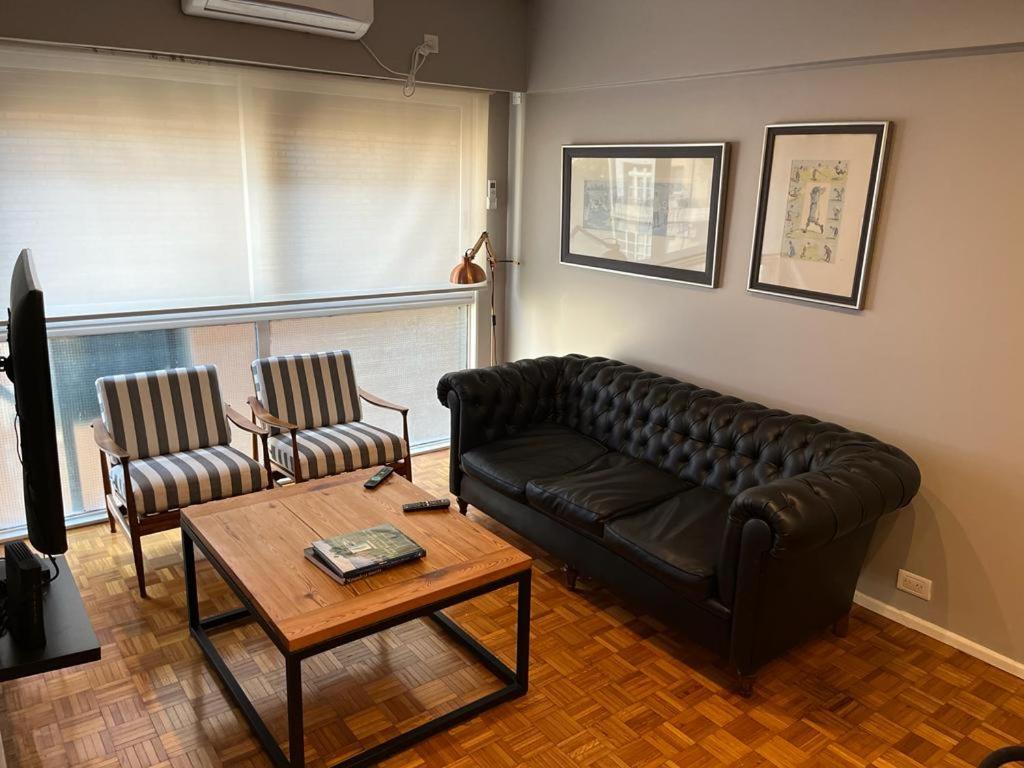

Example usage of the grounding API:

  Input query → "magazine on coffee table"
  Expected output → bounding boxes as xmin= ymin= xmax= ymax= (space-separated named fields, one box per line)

xmin=305 ymin=523 xmax=425 ymax=584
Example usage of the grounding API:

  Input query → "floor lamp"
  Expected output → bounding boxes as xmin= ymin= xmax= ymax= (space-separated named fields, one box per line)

xmin=450 ymin=231 xmax=514 ymax=366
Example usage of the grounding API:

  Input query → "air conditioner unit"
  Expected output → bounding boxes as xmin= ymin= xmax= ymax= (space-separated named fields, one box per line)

xmin=182 ymin=0 xmax=373 ymax=40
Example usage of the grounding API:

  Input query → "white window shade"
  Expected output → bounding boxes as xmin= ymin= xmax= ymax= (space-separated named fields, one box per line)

xmin=0 ymin=45 xmax=488 ymax=318
xmin=0 ymin=49 xmax=252 ymax=316
xmin=243 ymin=76 xmax=486 ymax=300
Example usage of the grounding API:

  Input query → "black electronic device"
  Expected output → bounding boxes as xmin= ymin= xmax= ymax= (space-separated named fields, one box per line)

xmin=363 ymin=466 xmax=394 ymax=489
xmin=401 ymin=499 xmax=451 ymax=512
xmin=2 ymin=249 xmax=67 ymax=557
xmin=4 ymin=541 xmax=46 ymax=648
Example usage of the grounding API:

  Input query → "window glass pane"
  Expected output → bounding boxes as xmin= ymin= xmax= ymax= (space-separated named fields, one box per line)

xmin=0 ymin=342 xmax=23 ymax=535
xmin=267 ymin=304 xmax=469 ymax=448
xmin=0 ymin=49 xmax=251 ymax=316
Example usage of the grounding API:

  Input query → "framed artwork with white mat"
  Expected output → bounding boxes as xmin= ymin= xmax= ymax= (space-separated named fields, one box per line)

xmin=748 ymin=122 xmax=890 ymax=309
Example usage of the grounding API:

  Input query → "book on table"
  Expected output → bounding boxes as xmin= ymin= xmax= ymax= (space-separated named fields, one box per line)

xmin=305 ymin=523 xmax=426 ymax=584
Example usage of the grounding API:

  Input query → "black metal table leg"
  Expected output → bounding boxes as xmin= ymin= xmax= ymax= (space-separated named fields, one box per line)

xmin=516 ymin=569 xmax=531 ymax=690
xmin=286 ymin=656 xmax=304 ymax=768
xmin=182 ymin=528 xmax=199 ymax=632
xmin=182 ymin=522 xmax=532 ymax=768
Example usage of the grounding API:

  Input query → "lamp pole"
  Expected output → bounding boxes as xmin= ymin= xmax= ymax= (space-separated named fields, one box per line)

xmin=450 ymin=231 xmax=516 ymax=366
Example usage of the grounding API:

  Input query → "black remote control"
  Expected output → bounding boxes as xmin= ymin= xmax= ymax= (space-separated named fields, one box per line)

xmin=363 ymin=466 xmax=394 ymax=489
xmin=402 ymin=499 xmax=451 ymax=512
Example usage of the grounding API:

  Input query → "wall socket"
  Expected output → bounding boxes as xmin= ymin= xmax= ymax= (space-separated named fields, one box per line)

xmin=422 ymin=34 xmax=439 ymax=54
xmin=897 ymin=568 xmax=932 ymax=600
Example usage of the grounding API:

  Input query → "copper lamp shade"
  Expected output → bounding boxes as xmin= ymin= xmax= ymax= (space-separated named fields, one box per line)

xmin=450 ymin=231 xmax=516 ymax=365
xmin=450 ymin=253 xmax=487 ymax=284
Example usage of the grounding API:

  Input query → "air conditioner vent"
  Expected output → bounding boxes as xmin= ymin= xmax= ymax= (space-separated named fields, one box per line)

xmin=182 ymin=0 xmax=373 ymax=39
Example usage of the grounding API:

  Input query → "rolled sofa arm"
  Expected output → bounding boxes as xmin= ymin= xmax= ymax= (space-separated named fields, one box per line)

xmin=438 ymin=356 xmax=567 ymax=494
xmin=722 ymin=441 xmax=920 ymax=561
xmin=438 ymin=356 xmax=565 ymax=449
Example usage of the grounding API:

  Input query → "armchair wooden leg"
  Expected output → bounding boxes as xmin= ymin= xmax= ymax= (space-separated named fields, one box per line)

xmin=130 ymin=528 xmax=147 ymax=599
xmin=259 ymin=433 xmax=273 ymax=490
xmin=401 ymin=412 xmax=412 ymax=483
xmin=291 ymin=429 xmax=304 ymax=484
xmin=100 ymin=454 xmax=115 ymax=533
xmin=121 ymin=459 xmax=148 ymax=599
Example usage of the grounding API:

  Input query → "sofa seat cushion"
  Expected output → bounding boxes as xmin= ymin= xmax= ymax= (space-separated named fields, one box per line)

xmin=603 ymin=486 xmax=731 ymax=600
xmin=461 ymin=423 xmax=607 ymax=500
xmin=525 ymin=453 xmax=691 ymax=537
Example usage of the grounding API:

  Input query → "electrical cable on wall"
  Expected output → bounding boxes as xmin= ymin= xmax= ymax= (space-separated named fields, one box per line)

xmin=360 ymin=39 xmax=434 ymax=97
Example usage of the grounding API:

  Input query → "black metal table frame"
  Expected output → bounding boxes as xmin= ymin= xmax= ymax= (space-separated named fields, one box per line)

xmin=181 ymin=525 xmax=531 ymax=768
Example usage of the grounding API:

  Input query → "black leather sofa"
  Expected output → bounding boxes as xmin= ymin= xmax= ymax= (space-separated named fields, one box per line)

xmin=438 ymin=355 xmax=920 ymax=694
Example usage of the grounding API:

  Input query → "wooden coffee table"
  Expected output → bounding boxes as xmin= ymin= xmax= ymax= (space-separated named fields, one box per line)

xmin=180 ymin=469 xmax=532 ymax=768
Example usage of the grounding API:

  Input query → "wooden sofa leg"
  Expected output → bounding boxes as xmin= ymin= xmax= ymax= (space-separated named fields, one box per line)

xmin=564 ymin=565 xmax=579 ymax=591
xmin=456 ymin=498 xmax=468 ymax=516
xmin=833 ymin=612 xmax=850 ymax=638
xmin=738 ymin=673 xmax=756 ymax=698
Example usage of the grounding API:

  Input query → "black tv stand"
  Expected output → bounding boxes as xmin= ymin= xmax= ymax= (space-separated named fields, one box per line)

xmin=0 ymin=556 xmax=100 ymax=766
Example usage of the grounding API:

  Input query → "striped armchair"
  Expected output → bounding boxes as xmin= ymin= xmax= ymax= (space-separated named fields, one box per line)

xmin=247 ymin=351 xmax=411 ymax=484
xmin=92 ymin=365 xmax=272 ymax=597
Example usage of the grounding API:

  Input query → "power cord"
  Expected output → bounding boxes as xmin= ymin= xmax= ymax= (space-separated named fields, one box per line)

xmin=359 ymin=39 xmax=435 ymax=97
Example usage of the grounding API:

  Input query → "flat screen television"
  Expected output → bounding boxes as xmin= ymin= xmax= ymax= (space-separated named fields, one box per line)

xmin=5 ymin=249 xmax=66 ymax=556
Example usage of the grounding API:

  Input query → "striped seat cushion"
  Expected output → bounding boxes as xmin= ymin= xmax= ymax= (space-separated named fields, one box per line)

xmin=251 ymin=351 xmax=361 ymax=434
xmin=96 ymin=365 xmax=230 ymax=459
xmin=110 ymin=445 xmax=267 ymax=515
xmin=268 ymin=422 xmax=407 ymax=481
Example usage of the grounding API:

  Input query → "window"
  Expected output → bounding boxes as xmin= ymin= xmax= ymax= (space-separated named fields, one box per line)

xmin=0 ymin=299 xmax=472 ymax=540
xmin=0 ymin=44 xmax=488 ymax=316
xmin=266 ymin=304 xmax=470 ymax=448
xmin=0 ymin=43 xmax=486 ymax=539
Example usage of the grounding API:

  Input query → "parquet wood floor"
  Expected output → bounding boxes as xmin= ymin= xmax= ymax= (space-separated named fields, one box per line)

xmin=2 ymin=450 xmax=1022 ymax=767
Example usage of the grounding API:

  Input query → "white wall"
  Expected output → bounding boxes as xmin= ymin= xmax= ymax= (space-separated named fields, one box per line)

xmin=511 ymin=1 xmax=1024 ymax=668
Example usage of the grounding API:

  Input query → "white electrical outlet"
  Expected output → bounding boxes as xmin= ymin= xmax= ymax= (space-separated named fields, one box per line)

xmin=422 ymin=34 xmax=439 ymax=54
xmin=897 ymin=569 xmax=932 ymax=600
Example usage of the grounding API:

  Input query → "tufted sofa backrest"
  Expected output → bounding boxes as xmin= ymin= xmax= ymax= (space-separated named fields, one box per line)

xmin=554 ymin=355 xmax=881 ymax=496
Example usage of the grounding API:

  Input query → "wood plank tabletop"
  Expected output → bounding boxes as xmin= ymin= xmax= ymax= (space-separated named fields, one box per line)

xmin=181 ymin=469 xmax=532 ymax=653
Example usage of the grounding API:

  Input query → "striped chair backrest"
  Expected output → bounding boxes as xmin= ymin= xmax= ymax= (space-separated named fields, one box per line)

xmin=96 ymin=365 xmax=231 ymax=460
xmin=251 ymin=351 xmax=361 ymax=432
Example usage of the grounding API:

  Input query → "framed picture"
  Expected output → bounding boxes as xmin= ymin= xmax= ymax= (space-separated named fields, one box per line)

xmin=561 ymin=143 xmax=729 ymax=287
xmin=748 ymin=122 xmax=890 ymax=309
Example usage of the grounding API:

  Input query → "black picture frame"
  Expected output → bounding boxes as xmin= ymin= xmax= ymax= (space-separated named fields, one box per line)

xmin=747 ymin=122 xmax=890 ymax=309
xmin=560 ymin=143 xmax=729 ymax=287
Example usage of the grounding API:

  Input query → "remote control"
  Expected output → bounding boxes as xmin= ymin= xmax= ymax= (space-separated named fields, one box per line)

xmin=363 ymin=466 xmax=394 ymax=489
xmin=402 ymin=499 xmax=451 ymax=512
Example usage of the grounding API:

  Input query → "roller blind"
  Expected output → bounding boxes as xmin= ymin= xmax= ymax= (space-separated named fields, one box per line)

xmin=0 ymin=45 xmax=488 ymax=317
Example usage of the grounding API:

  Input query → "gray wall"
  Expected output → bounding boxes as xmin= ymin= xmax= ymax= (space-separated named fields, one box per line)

xmin=0 ymin=0 xmax=527 ymax=91
xmin=511 ymin=1 xmax=1024 ymax=665
xmin=528 ymin=0 xmax=1024 ymax=92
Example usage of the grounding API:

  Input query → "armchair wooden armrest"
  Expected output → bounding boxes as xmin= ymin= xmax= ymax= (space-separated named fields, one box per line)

xmin=246 ymin=395 xmax=298 ymax=431
xmin=357 ymin=387 xmax=411 ymax=481
xmin=358 ymin=388 xmax=409 ymax=414
xmin=225 ymin=403 xmax=268 ymax=436
xmin=91 ymin=419 xmax=129 ymax=460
